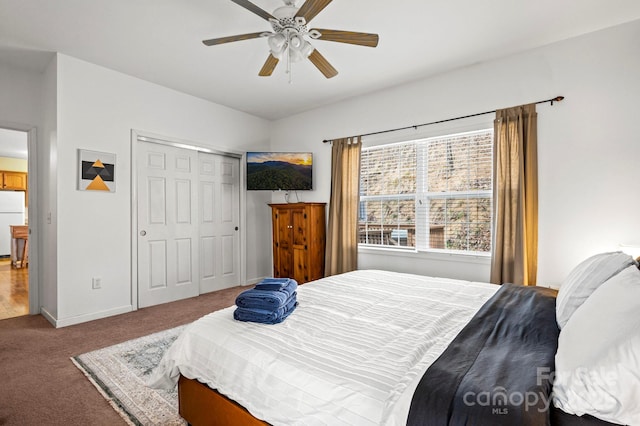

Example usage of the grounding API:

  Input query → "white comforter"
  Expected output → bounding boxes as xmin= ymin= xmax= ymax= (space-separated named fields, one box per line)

xmin=148 ymin=269 xmax=498 ymax=425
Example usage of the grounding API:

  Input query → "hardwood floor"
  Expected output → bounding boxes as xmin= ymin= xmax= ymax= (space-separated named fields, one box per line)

xmin=0 ymin=258 xmax=28 ymax=320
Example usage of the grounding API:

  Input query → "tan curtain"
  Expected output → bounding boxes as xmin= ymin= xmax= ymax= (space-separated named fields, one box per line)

xmin=490 ymin=104 xmax=538 ymax=286
xmin=325 ymin=136 xmax=362 ymax=276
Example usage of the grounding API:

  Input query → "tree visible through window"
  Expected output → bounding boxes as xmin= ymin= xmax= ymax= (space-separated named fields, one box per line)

xmin=359 ymin=129 xmax=493 ymax=253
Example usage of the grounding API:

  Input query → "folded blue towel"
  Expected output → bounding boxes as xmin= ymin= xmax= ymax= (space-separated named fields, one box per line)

xmin=254 ymin=277 xmax=295 ymax=291
xmin=233 ymin=293 xmax=298 ymax=324
xmin=235 ymin=278 xmax=298 ymax=310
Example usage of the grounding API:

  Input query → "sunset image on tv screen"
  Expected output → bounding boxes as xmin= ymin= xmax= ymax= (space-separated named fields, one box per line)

xmin=247 ymin=152 xmax=312 ymax=190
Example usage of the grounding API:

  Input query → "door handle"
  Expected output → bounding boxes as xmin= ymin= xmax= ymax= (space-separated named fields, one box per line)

xmin=235 ymin=226 xmax=239 ymax=231
xmin=140 ymin=230 xmax=147 ymax=236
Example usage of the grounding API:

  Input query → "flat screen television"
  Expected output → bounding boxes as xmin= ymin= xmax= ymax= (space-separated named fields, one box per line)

xmin=246 ymin=152 xmax=313 ymax=191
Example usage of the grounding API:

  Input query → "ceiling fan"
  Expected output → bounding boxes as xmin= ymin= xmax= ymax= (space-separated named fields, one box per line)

xmin=202 ymin=0 xmax=379 ymax=79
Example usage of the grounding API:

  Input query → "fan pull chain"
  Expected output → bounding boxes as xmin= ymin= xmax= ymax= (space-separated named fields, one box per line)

xmin=286 ymin=32 xmax=293 ymax=84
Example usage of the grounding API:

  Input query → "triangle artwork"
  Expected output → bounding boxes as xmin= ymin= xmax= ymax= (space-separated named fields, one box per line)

xmin=79 ymin=150 xmax=116 ymax=192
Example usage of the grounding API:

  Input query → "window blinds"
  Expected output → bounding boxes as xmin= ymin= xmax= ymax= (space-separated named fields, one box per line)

xmin=360 ymin=129 xmax=493 ymax=252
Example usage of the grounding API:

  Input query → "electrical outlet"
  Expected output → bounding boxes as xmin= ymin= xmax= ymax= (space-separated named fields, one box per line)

xmin=92 ymin=277 xmax=102 ymax=289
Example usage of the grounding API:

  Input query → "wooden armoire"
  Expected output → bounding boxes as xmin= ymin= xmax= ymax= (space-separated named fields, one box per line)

xmin=269 ymin=203 xmax=326 ymax=284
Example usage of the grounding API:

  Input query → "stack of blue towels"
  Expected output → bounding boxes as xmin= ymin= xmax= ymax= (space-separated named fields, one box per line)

xmin=233 ymin=278 xmax=298 ymax=324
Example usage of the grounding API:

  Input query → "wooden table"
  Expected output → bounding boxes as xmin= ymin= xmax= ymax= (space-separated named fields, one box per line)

xmin=10 ymin=225 xmax=28 ymax=268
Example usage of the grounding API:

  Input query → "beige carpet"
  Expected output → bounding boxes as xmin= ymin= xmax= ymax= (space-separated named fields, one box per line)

xmin=0 ymin=285 xmax=244 ymax=426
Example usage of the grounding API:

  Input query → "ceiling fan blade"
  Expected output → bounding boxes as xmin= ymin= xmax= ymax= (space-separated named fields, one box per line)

xmin=308 ymin=49 xmax=338 ymax=78
xmin=259 ymin=54 xmax=280 ymax=76
xmin=312 ymin=29 xmax=379 ymax=47
xmin=202 ymin=32 xmax=264 ymax=46
xmin=230 ymin=0 xmax=275 ymax=21
xmin=296 ymin=0 xmax=333 ymax=23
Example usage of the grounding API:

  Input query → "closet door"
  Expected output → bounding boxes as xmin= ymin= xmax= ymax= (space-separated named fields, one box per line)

xmin=137 ymin=141 xmax=199 ymax=308
xmin=198 ymin=152 xmax=240 ymax=293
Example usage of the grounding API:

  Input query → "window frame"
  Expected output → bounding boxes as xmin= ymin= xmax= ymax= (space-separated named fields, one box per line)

xmin=358 ymin=127 xmax=494 ymax=256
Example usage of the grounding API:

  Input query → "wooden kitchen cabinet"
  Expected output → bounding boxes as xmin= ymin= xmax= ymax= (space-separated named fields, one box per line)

xmin=269 ymin=203 xmax=326 ymax=284
xmin=1 ymin=171 xmax=27 ymax=190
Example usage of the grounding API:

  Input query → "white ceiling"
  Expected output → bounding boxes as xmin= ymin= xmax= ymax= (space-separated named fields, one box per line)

xmin=1 ymin=0 xmax=640 ymax=120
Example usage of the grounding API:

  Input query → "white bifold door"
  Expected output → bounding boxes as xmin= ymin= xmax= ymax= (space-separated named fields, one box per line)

xmin=198 ymin=152 xmax=241 ymax=293
xmin=137 ymin=140 xmax=240 ymax=308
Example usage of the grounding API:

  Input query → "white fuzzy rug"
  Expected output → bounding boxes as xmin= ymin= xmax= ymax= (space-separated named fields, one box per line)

xmin=72 ymin=325 xmax=187 ymax=425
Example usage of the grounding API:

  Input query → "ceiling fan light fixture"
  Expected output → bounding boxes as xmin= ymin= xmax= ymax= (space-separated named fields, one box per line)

xmin=300 ymin=40 xmax=314 ymax=58
xmin=203 ymin=0 xmax=380 ymax=80
xmin=268 ymin=33 xmax=287 ymax=54
xmin=288 ymin=47 xmax=305 ymax=63
xmin=285 ymin=34 xmax=298 ymax=61
xmin=287 ymin=39 xmax=313 ymax=62
xmin=289 ymin=34 xmax=303 ymax=49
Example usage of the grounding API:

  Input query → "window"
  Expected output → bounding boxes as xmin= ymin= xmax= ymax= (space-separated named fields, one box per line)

xmin=359 ymin=129 xmax=493 ymax=254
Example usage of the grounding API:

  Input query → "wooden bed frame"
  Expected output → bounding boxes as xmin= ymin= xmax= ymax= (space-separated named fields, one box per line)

xmin=178 ymin=375 xmax=268 ymax=426
xmin=177 ymin=374 xmax=615 ymax=426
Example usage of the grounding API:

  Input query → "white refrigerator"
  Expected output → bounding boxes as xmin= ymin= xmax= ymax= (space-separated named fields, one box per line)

xmin=0 ymin=191 xmax=25 ymax=256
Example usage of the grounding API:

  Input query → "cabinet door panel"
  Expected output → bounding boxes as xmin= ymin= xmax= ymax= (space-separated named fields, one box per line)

xmin=277 ymin=247 xmax=293 ymax=278
xmin=291 ymin=209 xmax=308 ymax=282
xmin=2 ymin=172 xmax=27 ymax=190
xmin=273 ymin=209 xmax=291 ymax=278
xmin=276 ymin=210 xmax=291 ymax=250
xmin=291 ymin=209 xmax=307 ymax=247
xmin=293 ymin=246 xmax=307 ymax=283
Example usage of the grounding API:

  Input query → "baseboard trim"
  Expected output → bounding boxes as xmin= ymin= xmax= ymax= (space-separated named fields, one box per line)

xmin=40 ymin=307 xmax=57 ymax=327
xmin=43 ymin=305 xmax=134 ymax=328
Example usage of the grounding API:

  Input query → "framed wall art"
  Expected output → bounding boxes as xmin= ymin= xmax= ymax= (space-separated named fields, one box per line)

xmin=78 ymin=149 xmax=116 ymax=192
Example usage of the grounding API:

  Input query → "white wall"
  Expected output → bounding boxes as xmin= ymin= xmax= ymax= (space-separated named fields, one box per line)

xmin=40 ymin=55 xmax=58 ymax=320
xmin=0 ymin=61 xmax=42 ymax=126
xmin=52 ymin=54 xmax=272 ymax=326
xmin=271 ymin=20 xmax=640 ymax=287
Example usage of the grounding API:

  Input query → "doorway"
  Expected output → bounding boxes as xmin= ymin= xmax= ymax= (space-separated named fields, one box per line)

xmin=134 ymin=135 xmax=242 ymax=309
xmin=0 ymin=127 xmax=29 ymax=320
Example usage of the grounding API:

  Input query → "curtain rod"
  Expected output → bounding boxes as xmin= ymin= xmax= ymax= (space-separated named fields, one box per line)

xmin=322 ymin=95 xmax=564 ymax=143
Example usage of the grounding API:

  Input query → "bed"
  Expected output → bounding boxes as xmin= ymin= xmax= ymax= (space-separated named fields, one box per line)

xmin=149 ymin=264 xmax=638 ymax=426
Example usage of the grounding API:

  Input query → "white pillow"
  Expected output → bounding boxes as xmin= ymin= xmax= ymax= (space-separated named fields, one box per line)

xmin=553 ymin=265 xmax=640 ymax=425
xmin=556 ymin=251 xmax=635 ymax=329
